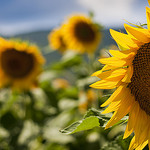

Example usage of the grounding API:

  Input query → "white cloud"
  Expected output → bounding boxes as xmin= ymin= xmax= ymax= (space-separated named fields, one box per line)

xmin=77 ymin=0 xmax=146 ymax=27
xmin=0 ymin=0 xmax=85 ymax=36
xmin=0 ymin=0 xmax=148 ymax=35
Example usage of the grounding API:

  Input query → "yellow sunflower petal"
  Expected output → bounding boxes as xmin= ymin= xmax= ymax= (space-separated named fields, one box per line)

xmin=128 ymin=101 xmax=139 ymax=131
xmin=134 ymin=109 xmax=148 ymax=144
xmin=92 ymin=65 xmax=124 ymax=77
xmin=124 ymin=24 xmax=150 ymax=43
xmin=101 ymin=85 xmax=128 ymax=113
xmin=135 ymin=140 xmax=148 ymax=150
xmin=125 ymin=23 xmax=150 ymax=39
xmin=105 ymin=91 xmax=135 ymax=129
xmin=121 ymin=65 xmax=133 ymax=83
xmin=101 ymin=100 xmax=121 ymax=114
xmin=123 ymin=121 xmax=133 ymax=139
xmin=101 ymin=85 xmax=125 ymax=107
xmin=146 ymin=7 xmax=150 ymax=31
xmin=138 ymin=123 xmax=149 ymax=145
xmin=90 ymin=79 xmax=120 ymax=89
xmin=92 ymin=65 xmax=111 ymax=77
xmin=110 ymin=29 xmax=138 ymax=49
xmin=99 ymin=57 xmax=127 ymax=67
xmin=128 ymin=136 xmax=147 ymax=150
xmin=109 ymin=49 xmax=135 ymax=60
xmin=129 ymin=136 xmax=137 ymax=150
xmin=95 ymin=68 xmax=127 ymax=81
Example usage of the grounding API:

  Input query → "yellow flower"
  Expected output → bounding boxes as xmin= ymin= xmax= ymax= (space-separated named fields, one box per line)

xmin=91 ymin=6 xmax=150 ymax=150
xmin=52 ymin=78 xmax=69 ymax=89
xmin=86 ymin=89 xmax=97 ymax=103
xmin=0 ymin=38 xmax=45 ymax=90
xmin=48 ymin=28 xmax=67 ymax=53
xmin=62 ymin=15 xmax=101 ymax=54
xmin=78 ymin=101 xmax=88 ymax=114
xmin=78 ymin=89 xmax=97 ymax=113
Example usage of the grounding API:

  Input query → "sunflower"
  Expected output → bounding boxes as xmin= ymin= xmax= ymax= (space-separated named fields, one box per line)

xmin=0 ymin=38 xmax=45 ymax=90
xmin=91 ymin=6 xmax=150 ymax=150
xmin=52 ymin=78 xmax=70 ymax=89
xmin=78 ymin=89 xmax=97 ymax=113
xmin=48 ymin=28 xmax=67 ymax=53
xmin=62 ymin=15 xmax=101 ymax=54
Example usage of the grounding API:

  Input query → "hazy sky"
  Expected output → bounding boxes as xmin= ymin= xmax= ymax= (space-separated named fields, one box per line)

xmin=0 ymin=0 xmax=148 ymax=36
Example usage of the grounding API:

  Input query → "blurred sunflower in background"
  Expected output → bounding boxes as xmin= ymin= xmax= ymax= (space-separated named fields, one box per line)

xmin=52 ymin=78 xmax=70 ymax=89
xmin=62 ymin=15 xmax=101 ymax=54
xmin=78 ymin=89 xmax=97 ymax=113
xmin=91 ymin=6 xmax=150 ymax=150
xmin=0 ymin=38 xmax=45 ymax=90
xmin=48 ymin=27 xmax=67 ymax=53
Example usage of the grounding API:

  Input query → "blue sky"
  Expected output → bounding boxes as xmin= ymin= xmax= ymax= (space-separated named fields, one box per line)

xmin=0 ymin=0 xmax=148 ymax=36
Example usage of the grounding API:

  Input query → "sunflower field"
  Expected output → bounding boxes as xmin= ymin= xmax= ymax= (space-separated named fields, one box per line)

xmin=0 ymin=1 xmax=150 ymax=150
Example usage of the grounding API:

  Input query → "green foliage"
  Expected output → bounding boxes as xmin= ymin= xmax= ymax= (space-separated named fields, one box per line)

xmin=60 ymin=116 xmax=100 ymax=134
xmin=51 ymin=54 xmax=82 ymax=70
xmin=101 ymin=135 xmax=133 ymax=150
xmin=0 ymin=28 xmax=134 ymax=150
xmin=61 ymin=107 xmax=129 ymax=134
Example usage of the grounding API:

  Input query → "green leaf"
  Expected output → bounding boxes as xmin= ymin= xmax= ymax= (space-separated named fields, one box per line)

xmin=60 ymin=116 xmax=100 ymax=134
xmin=83 ymin=107 xmax=101 ymax=118
xmin=60 ymin=108 xmax=112 ymax=134
xmin=116 ymin=135 xmax=132 ymax=150
xmin=60 ymin=108 xmax=128 ymax=135
xmin=84 ymin=108 xmax=110 ymax=127
xmin=0 ymin=92 xmax=19 ymax=117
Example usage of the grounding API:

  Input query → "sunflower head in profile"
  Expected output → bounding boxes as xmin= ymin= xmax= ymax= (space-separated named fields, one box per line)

xmin=0 ymin=38 xmax=45 ymax=90
xmin=91 ymin=6 xmax=150 ymax=150
xmin=48 ymin=27 xmax=67 ymax=53
xmin=62 ymin=15 xmax=101 ymax=54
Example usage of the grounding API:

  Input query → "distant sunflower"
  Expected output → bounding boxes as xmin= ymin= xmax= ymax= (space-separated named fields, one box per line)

xmin=48 ymin=28 xmax=67 ymax=53
xmin=52 ymin=78 xmax=69 ymax=89
xmin=62 ymin=15 xmax=101 ymax=54
xmin=91 ymin=7 xmax=150 ymax=150
xmin=0 ymin=38 xmax=45 ymax=90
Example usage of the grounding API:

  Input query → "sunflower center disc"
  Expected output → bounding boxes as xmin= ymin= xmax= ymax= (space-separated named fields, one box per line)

xmin=74 ymin=22 xmax=95 ymax=42
xmin=1 ymin=49 xmax=34 ymax=78
xmin=128 ymin=43 xmax=150 ymax=115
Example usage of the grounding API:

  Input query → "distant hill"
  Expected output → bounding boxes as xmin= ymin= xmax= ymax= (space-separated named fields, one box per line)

xmin=14 ymin=30 xmax=51 ymax=48
xmin=6 ymin=28 xmax=121 ymax=48
xmin=3 ymin=28 xmax=124 ymax=64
